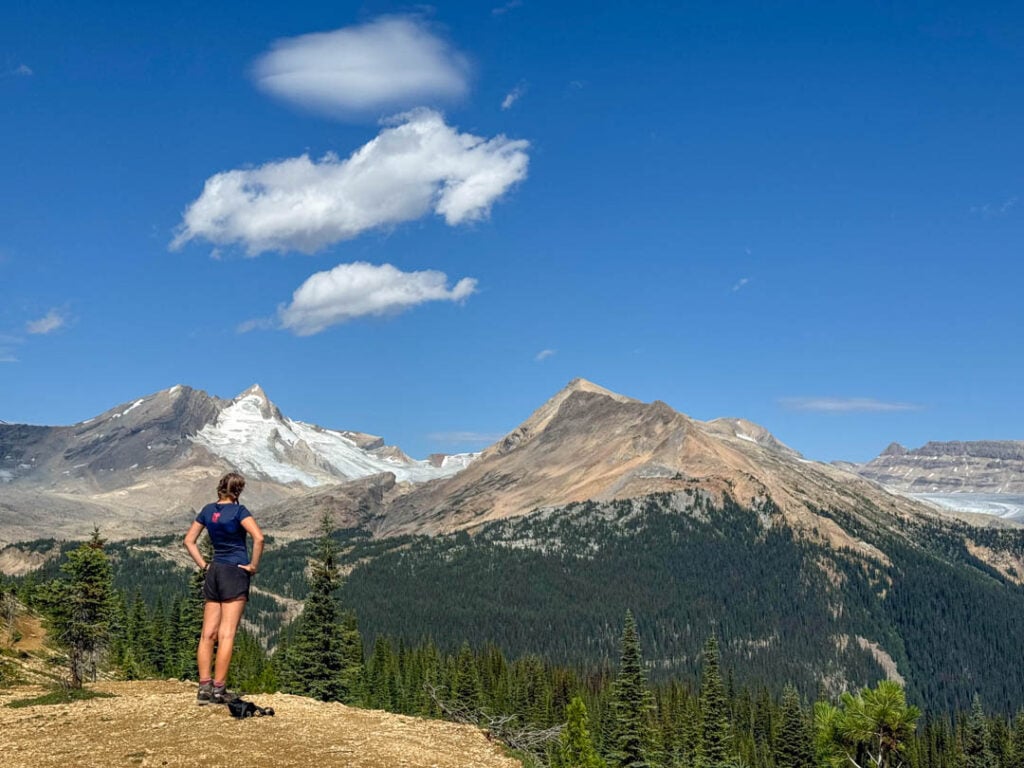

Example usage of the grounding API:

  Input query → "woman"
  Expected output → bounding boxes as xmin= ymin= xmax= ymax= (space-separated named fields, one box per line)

xmin=184 ymin=471 xmax=264 ymax=705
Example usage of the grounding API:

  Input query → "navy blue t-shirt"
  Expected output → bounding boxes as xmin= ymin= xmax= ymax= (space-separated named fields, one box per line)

xmin=195 ymin=502 xmax=252 ymax=565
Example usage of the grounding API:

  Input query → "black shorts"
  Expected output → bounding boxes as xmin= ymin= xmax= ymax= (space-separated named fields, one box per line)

xmin=203 ymin=562 xmax=251 ymax=602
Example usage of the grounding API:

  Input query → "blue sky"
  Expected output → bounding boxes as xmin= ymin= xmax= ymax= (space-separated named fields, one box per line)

xmin=2 ymin=0 xmax=1022 ymax=463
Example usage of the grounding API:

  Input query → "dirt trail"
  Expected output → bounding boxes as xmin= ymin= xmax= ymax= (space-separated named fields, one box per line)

xmin=0 ymin=680 xmax=523 ymax=768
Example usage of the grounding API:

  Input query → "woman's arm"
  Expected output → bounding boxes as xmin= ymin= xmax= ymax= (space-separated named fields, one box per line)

xmin=183 ymin=521 xmax=207 ymax=569
xmin=239 ymin=516 xmax=265 ymax=574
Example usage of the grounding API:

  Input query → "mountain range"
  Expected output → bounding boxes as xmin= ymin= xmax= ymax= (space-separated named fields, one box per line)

xmin=0 ymin=383 xmax=471 ymax=544
xmin=3 ymin=378 xmax=1021 ymax=545
xmin=0 ymin=378 xmax=932 ymax=543
xmin=5 ymin=378 xmax=1024 ymax=711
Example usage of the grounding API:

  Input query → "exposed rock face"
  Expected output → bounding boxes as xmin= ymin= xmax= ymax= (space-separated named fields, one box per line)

xmin=857 ymin=440 xmax=1024 ymax=493
xmin=259 ymin=473 xmax=398 ymax=540
xmin=371 ymin=379 xmax=933 ymax=558
xmin=0 ymin=385 xmax=224 ymax=491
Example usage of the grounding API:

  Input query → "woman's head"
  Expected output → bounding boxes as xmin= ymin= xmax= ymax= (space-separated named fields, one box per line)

xmin=216 ymin=472 xmax=246 ymax=502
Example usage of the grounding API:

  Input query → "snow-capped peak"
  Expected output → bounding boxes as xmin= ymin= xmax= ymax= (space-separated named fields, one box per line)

xmin=193 ymin=385 xmax=472 ymax=487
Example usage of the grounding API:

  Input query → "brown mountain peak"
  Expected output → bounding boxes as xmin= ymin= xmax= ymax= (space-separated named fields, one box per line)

xmin=485 ymin=378 xmax=637 ymax=457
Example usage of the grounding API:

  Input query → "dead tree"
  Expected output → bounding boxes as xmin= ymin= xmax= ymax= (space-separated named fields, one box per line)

xmin=426 ymin=683 xmax=564 ymax=767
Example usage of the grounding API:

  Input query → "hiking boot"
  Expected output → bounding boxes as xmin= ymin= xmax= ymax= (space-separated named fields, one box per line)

xmin=210 ymin=685 xmax=239 ymax=705
xmin=196 ymin=682 xmax=213 ymax=706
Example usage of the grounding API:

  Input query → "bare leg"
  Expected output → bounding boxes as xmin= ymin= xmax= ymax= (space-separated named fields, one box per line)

xmin=197 ymin=601 xmax=222 ymax=681
xmin=213 ymin=596 xmax=247 ymax=684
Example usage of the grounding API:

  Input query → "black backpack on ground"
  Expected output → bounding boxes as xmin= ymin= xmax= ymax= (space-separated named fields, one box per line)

xmin=228 ymin=698 xmax=275 ymax=718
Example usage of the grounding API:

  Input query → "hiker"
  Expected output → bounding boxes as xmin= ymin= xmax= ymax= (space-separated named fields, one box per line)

xmin=184 ymin=471 xmax=264 ymax=705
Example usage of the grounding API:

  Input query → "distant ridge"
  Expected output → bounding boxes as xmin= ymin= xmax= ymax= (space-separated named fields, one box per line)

xmin=856 ymin=439 xmax=1024 ymax=494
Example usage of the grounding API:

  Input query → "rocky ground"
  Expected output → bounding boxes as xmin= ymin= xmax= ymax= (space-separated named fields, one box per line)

xmin=0 ymin=680 xmax=523 ymax=768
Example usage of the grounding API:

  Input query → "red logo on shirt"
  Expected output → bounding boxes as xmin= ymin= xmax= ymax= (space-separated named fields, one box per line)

xmin=212 ymin=512 xmax=221 ymax=523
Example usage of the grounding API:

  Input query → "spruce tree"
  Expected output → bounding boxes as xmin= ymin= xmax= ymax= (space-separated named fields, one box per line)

xmin=697 ymin=635 xmax=732 ymax=768
xmin=558 ymin=696 xmax=605 ymax=768
xmin=281 ymin=512 xmax=362 ymax=702
xmin=1006 ymin=712 xmax=1024 ymax=768
xmin=176 ymin=535 xmax=210 ymax=680
xmin=774 ymin=684 xmax=814 ymax=768
xmin=38 ymin=528 xmax=115 ymax=688
xmin=337 ymin=610 xmax=364 ymax=704
xmin=610 ymin=610 xmax=650 ymax=768
xmin=452 ymin=641 xmax=483 ymax=712
xmin=962 ymin=695 xmax=994 ymax=768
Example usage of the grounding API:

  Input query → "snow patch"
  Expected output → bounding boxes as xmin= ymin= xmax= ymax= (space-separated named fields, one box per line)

xmin=735 ymin=432 xmax=757 ymax=443
xmin=118 ymin=399 xmax=145 ymax=417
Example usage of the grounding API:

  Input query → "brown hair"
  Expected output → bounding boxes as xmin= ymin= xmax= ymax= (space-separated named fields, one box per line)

xmin=216 ymin=472 xmax=246 ymax=502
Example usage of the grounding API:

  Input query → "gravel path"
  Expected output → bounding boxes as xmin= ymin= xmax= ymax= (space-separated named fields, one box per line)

xmin=0 ymin=680 xmax=523 ymax=768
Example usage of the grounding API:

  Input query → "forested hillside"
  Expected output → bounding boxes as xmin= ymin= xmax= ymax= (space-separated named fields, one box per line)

xmin=6 ymin=488 xmax=1023 ymax=714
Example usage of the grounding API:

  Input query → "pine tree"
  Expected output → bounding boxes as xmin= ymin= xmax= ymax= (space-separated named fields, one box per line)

xmin=1006 ymin=712 xmax=1024 ymax=768
xmin=814 ymin=681 xmax=919 ymax=768
xmin=175 ymin=534 xmax=210 ymax=680
xmin=452 ymin=641 xmax=483 ymax=712
xmin=610 ymin=610 xmax=650 ymax=768
xmin=280 ymin=512 xmax=362 ymax=702
xmin=38 ymin=528 xmax=115 ymax=688
xmin=774 ymin=684 xmax=814 ymax=768
xmin=697 ymin=635 xmax=733 ymax=768
xmin=337 ymin=610 xmax=364 ymax=704
xmin=962 ymin=695 xmax=994 ymax=768
xmin=559 ymin=696 xmax=605 ymax=768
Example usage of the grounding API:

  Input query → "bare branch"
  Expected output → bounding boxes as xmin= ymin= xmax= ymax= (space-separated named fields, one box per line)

xmin=425 ymin=683 xmax=563 ymax=766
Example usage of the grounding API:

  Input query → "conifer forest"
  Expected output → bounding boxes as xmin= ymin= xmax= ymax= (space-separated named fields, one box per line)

xmin=4 ymin=493 xmax=1024 ymax=768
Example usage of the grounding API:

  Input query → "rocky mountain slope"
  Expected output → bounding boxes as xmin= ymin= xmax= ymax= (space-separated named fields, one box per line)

xmin=0 ymin=384 xmax=471 ymax=545
xmin=853 ymin=440 xmax=1024 ymax=522
xmin=858 ymin=440 xmax=1024 ymax=494
xmin=369 ymin=379 xmax=936 ymax=557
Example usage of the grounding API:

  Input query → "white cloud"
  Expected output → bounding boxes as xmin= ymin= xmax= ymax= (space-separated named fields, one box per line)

xmin=252 ymin=16 xmax=470 ymax=118
xmin=535 ymin=349 xmax=556 ymax=362
xmin=26 ymin=309 xmax=66 ymax=335
xmin=492 ymin=1 xmax=523 ymax=16
xmin=172 ymin=109 xmax=529 ymax=255
xmin=731 ymin=277 xmax=750 ymax=292
xmin=780 ymin=397 xmax=922 ymax=413
xmin=971 ymin=196 xmax=1018 ymax=218
xmin=277 ymin=261 xmax=477 ymax=336
xmin=14 ymin=64 xmax=32 ymax=76
xmin=501 ymin=83 xmax=526 ymax=110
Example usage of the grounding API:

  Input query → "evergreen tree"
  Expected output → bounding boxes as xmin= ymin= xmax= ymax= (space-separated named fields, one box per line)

xmin=38 ymin=528 xmax=115 ymax=688
xmin=697 ymin=635 xmax=733 ymax=768
xmin=280 ymin=512 xmax=363 ymax=702
xmin=610 ymin=610 xmax=650 ymax=768
xmin=814 ymin=681 xmax=919 ymax=768
xmin=774 ymin=684 xmax=814 ymax=768
xmin=558 ymin=696 xmax=605 ymax=768
xmin=337 ymin=610 xmax=364 ymax=704
xmin=452 ymin=641 xmax=483 ymax=712
xmin=961 ymin=695 xmax=994 ymax=768
xmin=176 ymin=536 xmax=210 ymax=680
xmin=1006 ymin=713 xmax=1024 ymax=768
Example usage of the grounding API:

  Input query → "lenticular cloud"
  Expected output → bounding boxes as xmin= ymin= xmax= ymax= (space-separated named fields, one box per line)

xmin=253 ymin=16 xmax=470 ymax=118
xmin=278 ymin=261 xmax=478 ymax=336
xmin=171 ymin=110 xmax=529 ymax=255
